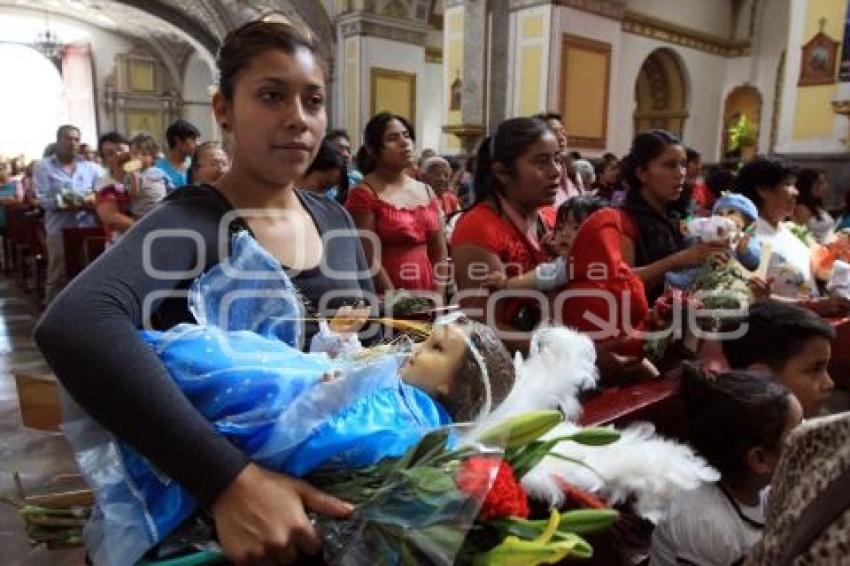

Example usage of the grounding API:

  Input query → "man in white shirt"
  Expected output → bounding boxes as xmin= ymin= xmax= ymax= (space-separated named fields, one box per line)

xmin=34 ymin=124 xmax=103 ymax=302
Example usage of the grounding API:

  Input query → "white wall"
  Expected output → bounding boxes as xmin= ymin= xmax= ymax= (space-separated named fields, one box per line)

xmin=550 ymin=6 xmax=624 ymax=158
xmin=181 ymin=51 xmax=217 ymax=142
xmin=359 ymin=36 xmax=427 ymax=152
xmin=626 ymin=0 xmax=732 ymax=38
xmin=616 ymin=33 xmax=728 ymax=159
xmin=0 ymin=7 xmax=133 ymax=144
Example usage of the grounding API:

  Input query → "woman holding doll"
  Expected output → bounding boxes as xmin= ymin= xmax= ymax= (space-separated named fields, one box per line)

xmin=35 ymin=21 xmax=376 ymax=564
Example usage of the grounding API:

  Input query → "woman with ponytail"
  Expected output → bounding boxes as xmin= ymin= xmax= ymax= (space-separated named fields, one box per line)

xmin=650 ymin=363 xmax=802 ymax=566
xmin=451 ymin=117 xmax=562 ymax=350
xmin=345 ymin=112 xmax=448 ymax=295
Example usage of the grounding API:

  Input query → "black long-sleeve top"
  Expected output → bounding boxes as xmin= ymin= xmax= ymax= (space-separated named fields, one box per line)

xmin=34 ymin=185 xmax=375 ymax=507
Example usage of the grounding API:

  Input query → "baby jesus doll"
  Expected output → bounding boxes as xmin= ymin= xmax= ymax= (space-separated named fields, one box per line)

xmin=665 ymin=193 xmax=761 ymax=290
xmin=74 ymin=232 xmax=516 ymax=565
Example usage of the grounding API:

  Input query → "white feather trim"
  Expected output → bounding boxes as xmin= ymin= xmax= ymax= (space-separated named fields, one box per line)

xmin=462 ymin=325 xmax=718 ymax=523
xmin=463 ymin=326 xmax=599 ymax=444
xmin=522 ymin=423 xmax=720 ymax=523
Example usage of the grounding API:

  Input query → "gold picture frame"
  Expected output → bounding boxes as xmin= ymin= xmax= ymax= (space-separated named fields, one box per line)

xmin=125 ymin=109 xmax=163 ymax=143
xmin=127 ymin=57 xmax=156 ymax=93
xmin=559 ymin=35 xmax=611 ymax=149
xmin=798 ymin=31 xmax=839 ymax=86
xmin=370 ymin=67 xmax=416 ymax=122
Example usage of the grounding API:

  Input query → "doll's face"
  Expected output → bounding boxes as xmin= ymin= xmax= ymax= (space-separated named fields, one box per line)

xmin=400 ymin=323 xmax=470 ymax=396
xmin=715 ymin=207 xmax=749 ymax=231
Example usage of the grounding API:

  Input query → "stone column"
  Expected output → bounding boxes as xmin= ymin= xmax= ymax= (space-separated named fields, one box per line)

xmin=488 ymin=2 xmax=510 ymax=130
xmin=442 ymin=0 xmax=487 ymax=155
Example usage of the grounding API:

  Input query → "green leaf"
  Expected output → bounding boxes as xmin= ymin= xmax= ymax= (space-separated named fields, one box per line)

xmin=564 ymin=427 xmax=620 ymax=446
xmin=399 ymin=467 xmax=456 ymax=494
xmin=395 ymin=428 xmax=450 ymax=470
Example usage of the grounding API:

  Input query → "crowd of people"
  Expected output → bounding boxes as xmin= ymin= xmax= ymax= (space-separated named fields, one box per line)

xmin=0 ymin=19 xmax=845 ymax=566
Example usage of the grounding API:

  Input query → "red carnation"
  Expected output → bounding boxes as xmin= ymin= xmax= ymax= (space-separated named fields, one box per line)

xmin=456 ymin=456 xmax=530 ymax=520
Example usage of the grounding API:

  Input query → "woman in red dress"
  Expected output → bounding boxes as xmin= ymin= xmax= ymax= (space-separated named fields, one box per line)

xmin=346 ymin=113 xmax=447 ymax=295
xmin=559 ymin=207 xmax=649 ymax=354
xmin=451 ymin=117 xmax=561 ymax=352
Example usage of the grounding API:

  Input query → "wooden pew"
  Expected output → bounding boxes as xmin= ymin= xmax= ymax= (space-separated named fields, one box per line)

xmin=62 ymin=225 xmax=107 ymax=280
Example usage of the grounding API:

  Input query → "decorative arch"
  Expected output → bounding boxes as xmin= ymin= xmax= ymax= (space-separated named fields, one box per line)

xmin=633 ymin=48 xmax=689 ymax=138
xmin=721 ymin=84 xmax=762 ymax=160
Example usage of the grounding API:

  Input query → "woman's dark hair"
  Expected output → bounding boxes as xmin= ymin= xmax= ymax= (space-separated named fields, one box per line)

xmin=472 ymin=117 xmax=551 ymax=207
xmin=734 ymin=157 xmax=796 ymax=209
xmin=97 ymin=131 xmax=128 ymax=158
xmin=555 ymin=194 xmax=608 ymax=229
xmin=795 ymin=168 xmax=826 ymax=215
xmin=686 ymin=147 xmax=701 ymax=163
xmin=439 ymin=317 xmax=515 ymax=422
xmin=704 ymin=165 xmax=735 ymax=199
xmin=217 ymin=21 xmax=319 ymax=101
xmin=354 ymin=112 xmax=415 ymax=175
xmin=187 ymin=141 xmax=223 ymax=186
xmin=620 ymin=129 xmax=682 ymax=191
xmin=593 ymin=158 xmax=614 ymax=179
xmin=326 ymin=128 xmax=350 ymax=143
xmin=681 ymin=362 xmax=792 ymax=481
xmin=444 ymin=155 xmax=461 ymax=174
xmin=305 ymin=138 xmax=349 ymax=202
xmin=532 ymin=112 xmax=563 ymax=123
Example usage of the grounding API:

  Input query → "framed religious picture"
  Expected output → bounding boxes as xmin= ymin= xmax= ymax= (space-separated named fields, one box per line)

xmin=799 ymin=27 xmax=839 ymax=86
xmin=126 ymin=57 xmax=157 ymax=93
xmin=125 ymin=109 xmax=163 ymax=143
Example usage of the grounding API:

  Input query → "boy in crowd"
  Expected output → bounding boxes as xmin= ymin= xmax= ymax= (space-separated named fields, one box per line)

xmin=155 ymin=119 xmax=200 ymax=189
xmin=722 ymin=300 xmax=835 ymax=417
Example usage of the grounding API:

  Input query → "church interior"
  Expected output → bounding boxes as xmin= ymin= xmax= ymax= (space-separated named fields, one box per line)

xmin=2 ymin=1 xmax=850 ymax=564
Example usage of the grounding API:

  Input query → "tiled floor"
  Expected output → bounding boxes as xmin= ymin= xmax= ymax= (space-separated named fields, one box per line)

xmin=0 ymin=278 xmax=85 ymax=565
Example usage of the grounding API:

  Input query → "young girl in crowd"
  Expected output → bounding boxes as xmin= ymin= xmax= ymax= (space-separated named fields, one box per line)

xmin=126 ymin=133 xmax=174 ymax=218
xmin=483 ymin=194 xmax=607 ymax=292
xmin=346 ymin=112 xmax=448 ymax=295
xmin=186 ymin=141 xmax=230 ymax=186
xmin=650 ymin=363 xmax=803 ymax=566
xmin=793 ymin=168 xmax=834 ymax=244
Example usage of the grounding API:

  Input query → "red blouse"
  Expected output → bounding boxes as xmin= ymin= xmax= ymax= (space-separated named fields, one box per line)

xmin=451 ymin=202 xmax=553 ymax=325
xmin=559 ymin=208 xmax=649 ymax=351
xmin=346 ymin=183 xmax=441 ymax=291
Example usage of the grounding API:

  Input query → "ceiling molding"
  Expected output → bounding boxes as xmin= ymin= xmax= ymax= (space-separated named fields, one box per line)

xmin=622 ymin=10 xmax=751 ymax=58
xmin=509 ymin=0 xmax=625 ymax=20
xmin=118 ymin=0 xmax=219 ymax=56
xmin=337 ymin=11 xmax=429 ymax=46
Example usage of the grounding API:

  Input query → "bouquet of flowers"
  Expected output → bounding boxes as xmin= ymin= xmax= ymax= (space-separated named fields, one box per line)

xmin=311 ymin=410 xmax=620 ymax=565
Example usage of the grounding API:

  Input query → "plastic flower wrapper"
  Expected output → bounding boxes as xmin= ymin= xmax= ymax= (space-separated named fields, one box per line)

xmin=310 ymin=410 xmax=620 ymax=566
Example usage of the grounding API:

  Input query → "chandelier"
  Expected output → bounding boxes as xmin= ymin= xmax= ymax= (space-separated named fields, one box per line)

xmin=34 ymin=12 xmax=63 ymax=62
